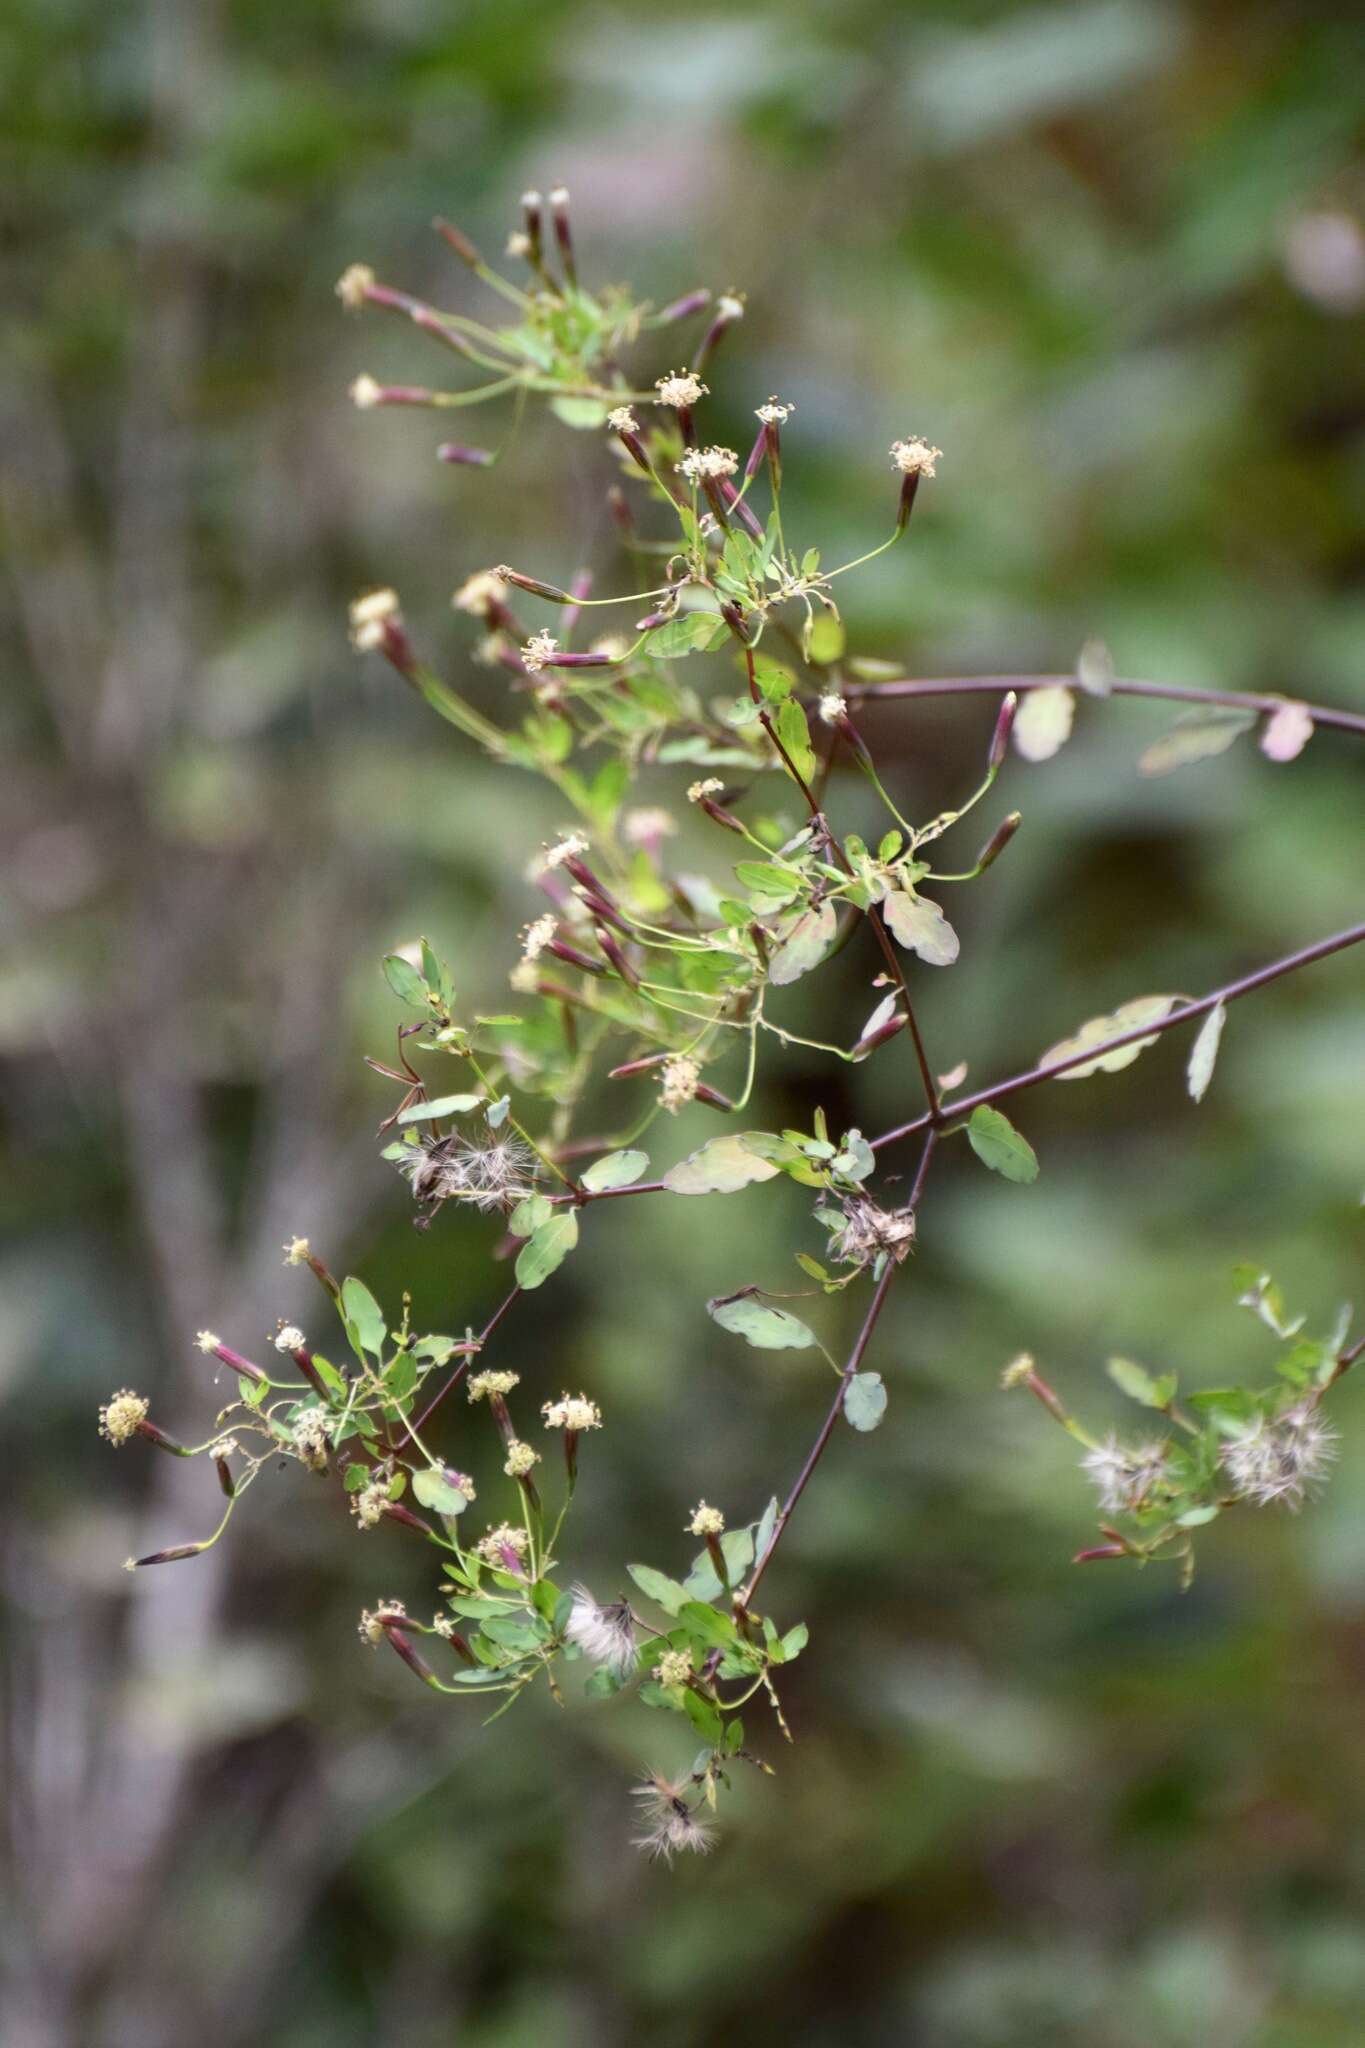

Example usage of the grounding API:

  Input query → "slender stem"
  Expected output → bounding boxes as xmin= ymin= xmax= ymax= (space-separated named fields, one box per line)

xmin=844 ymin=672 xmax=1365 ymax=739
xmin=737 ymin=1117 xmax=934 ymax=1618
xmin=412 ymin=1286 xmax=523 ymax=1433
xmin=871 ymin=920 xmax=1365 ymax=1154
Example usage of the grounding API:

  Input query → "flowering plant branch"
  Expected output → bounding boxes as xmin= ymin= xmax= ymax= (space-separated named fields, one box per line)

xmin=104 ymin=191 xmax=1364 ymax=1861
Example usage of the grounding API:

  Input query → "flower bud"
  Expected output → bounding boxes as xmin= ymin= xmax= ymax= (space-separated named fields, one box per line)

xmin=988 ymin=691 xmax=1018 ymax=772
xmin=975 ymin=812 xmax=1022 ymax=874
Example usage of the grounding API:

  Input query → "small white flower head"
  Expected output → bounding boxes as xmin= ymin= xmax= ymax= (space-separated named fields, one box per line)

xmin=564 ymin=1586 xmax=636 ymax=1676
xmin=292 ymin=1407 xmax=333 ymax=1473
xmin=351 ymin=1479 xmax=390 ymax=1529
xmin=432 ymin=1612 xmax=458 ymax=1640
xmin=716 ymin=293 xmax=745 ymax=322
xmin=509 ymin=958 xmax=540 ymax=994
xmin=542 ymin=1393 xmax=602 ymax=1432
xmin=653 ymin=1647 xmax=694 ymax=1689
xmin=818 ymin=691 xmax=847 ymax=726
xmin=756 ymin=396 xmax=793 ymax=426
xmin=1220 ymin=1408 xmax=1338 ymax=1511
xmin=687 ymin=1501 xmax=725 ymax=1537
xmin=195 ymin=1330 xmax=221 ymax=1354
xmin=349 ymin=373 xmax=384 ymax=410
xmin=1080 ymin=1433 xmax=1169 ymax=1516
xmin=654 ymin=369 xmax=708 ymax=410
xmin=504 ymin=1438 xmax=540 ymax=1478
xmin=348 ymin=587 xmax=401 ymax=652
xmin=98 ymin=1389 xmax=148 ymax=1447
xmin=335 ymin=263 xmax=375 ymax=310
xmin=607 ymin=405 xmax=639 ymax=434
xmin=283 ymin=1237 xmax=311 ymax=1266
xmin=677 ymin=445 xmax=739 ymax=484
xmin=451 ymin=569 xmax=508 ymax=617
xmin=520 ymin=630 xmax=559 ymax=674
xmin=831 ymin=1199 xmax=916 ymax=1268
xmin=475 ymin=1522 xmax=531 ymax=1567
xmin=522 ymin=912 xmax=558 ymax=961
xmin=631 ymin=1773 xmax=716 ymax=1863
xmin=209 ymin=1436 xmax=240 ymax=1460
xmin=687 ymin=777 xmax=724 ymax=804
xmin=274 ymin=1325 xmax=305 ymax=1354
xmin=623 ymin=806 xmax=677 ymax=847
xmin=358 ymin=1599 xmax=405 ymax=1646
xmin=542 ymin=831 xmax=588 ymax=871
xmin=1000 ymin=1352 xmax=1036 ymax=1391
xmin=659 ymin=1052 xmax=701 ymax=1115
xmin=889 ymin=436 xmax=942 ymax=479
xmin=548 ymin=183 xmax=569 ymax=208
xmin=467 ymin=1370 xmax=521 ymax=1403
xmin=505 ymin=229 xmax=532 ymax=260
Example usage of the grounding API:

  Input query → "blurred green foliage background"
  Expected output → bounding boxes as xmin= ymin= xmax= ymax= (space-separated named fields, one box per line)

xmin=3 ymin=1 xmax=1363 ymax=2042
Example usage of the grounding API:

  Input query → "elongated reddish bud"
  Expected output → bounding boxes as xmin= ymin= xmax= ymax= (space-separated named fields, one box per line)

xmin=437 ymin=443 xmax=495 ymax=468
xmin=853 ymin=1012 xmax=908 ymax=1058
xmin=975 ymin=812 xmax=1022 ymax=874
xmin=659 ymin=288 xmax=711 ymax=322
xmin=989 ymin=691 xmax=1018 ymax=771
xmin=387 ymin=1628 xmax=442 ymax=1689
xmin=433 ymin=217 xmax=482 ymax=269
xmin=496 ymin=566 xmax=574 ymax=604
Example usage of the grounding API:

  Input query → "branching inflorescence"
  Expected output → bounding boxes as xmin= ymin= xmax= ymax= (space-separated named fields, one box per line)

xmin=106 ymin=190 xmax=1365 ymax=1858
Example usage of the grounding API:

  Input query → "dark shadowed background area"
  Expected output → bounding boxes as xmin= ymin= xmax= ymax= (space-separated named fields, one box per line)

xmin=3 ymin=1 xmax=1363 ymax=2042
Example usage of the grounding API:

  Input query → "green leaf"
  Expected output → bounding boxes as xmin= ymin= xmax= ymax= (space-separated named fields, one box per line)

xmin=1013 ymin=684 xmax=1075 ymax=761
xmin=751 ymin=657 xmax=794 ymax=703
xmin=1186 ymin=1003 xmax=1226 ymax=1104
xmin=662 ymin=1134 xmax=783 ymax=1196
xmin=343 ymin=1462 xmax=370 ymax=1492
xmin=514 ymin=1209 xmax=579 ymax=1290
xmin=778 ymin=1622 xmax=809 ymax=1661
xmin=882 ymin=888 xmax=960 ymax=966
xmin=806 ymin=612 xmax=845 ymax=664
xmin=626 ymin=1563 xmax=689 ymax=1615
xmin=340 ymin=1277 xmax=386 ymax=1357
xmin=384 ymin=1349 xmax=417 ymax=1403
xmin=412 ymin=1468 xmax=471 ymax=1515
xmin=768 ymin=901 xmax=837 ymax=986
xmin=579 ymin=1148 xmax=650 ymax=1193
xmin=1139 ymin=708 xmax=1256 ymax=777
xmin=775 ymin=697 xmax=817 ymax=784
xmin=843 ymin=1371 xmax=888 ymax=1431
xmin=647 ymin=612 xmax=723 ymax=658
xmin=1106 ymin=1356 xmax=1177 ymax=1409
xmin=684 ymin=1528 xmax=755 ymax=1600
xmin=550 ymin=395 xmax=608 ymax=429
xmin=1042 ymin=996 xmax=1180 ymax=1079
xmin=382 ymin=954 xmax=426 ymax=1006
xmin=395 ymin=1092 xmax=484 ymax=1125
xmin=508 ymin=1192 xmax=552 ymax=1238
xmin=966 ymin=1105 xmax=1039 ymax=1183
xmin=681 ymin=1689 xmax=724 ymax=1746
xmin=735 ymin=859 xmax=801 ymax=906
xmin=708 ymin=1294 xmax=815 ymax=1350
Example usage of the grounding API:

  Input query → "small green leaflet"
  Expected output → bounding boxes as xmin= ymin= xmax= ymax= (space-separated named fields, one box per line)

xmin=662 ymin=1134 xmax=782 ymax=1195
xmin=708 ymin=1294 xmax=815 ymax=1351
xmin=579 ymin=1148 xmax=649 ymax=1192
xmin=340 ymin=1277 xmax=386 ymax=1357
xmin=1042 ymin=995 xmax=1179 ymax=1079
xmin=775 ymin=697 xmax=817 ymax=784
xmin=735 ymin=860 xmax=801 ymax=907
xmin=1186 ymin=1003 xmax=1226 ymax=1104
xmin=514 ymin=1209 xmax=579 ymax=1289
xmin=382 ymin=954 xmax=426 ymax=1006
xmin=966 ymin=1104 xmax=1039 ymax=1183
xmin=1013 ymin=684 xmax=1075 ymax=761
xmin=626 ymin=1563 xmax=689 ymax=1615
xmin=843 ymin=1371 xmax=887 ymax=1431
xmin=1106 ymin=1356 xmax=1177 ymax=1410
xmin=769 ymin=901 xmax=837 ymax=986
xmin=509 ymin=1192 xmax=552 ymax=1238
xmin=646 ymin=612 xmax=723 ymax=658
xmin=412 ymin=1468 xmax=471 ymax=1515
xmin=1139 ymin=708 xmax=1255 ymax=777
xmin=396 ymin=1092 xmax=483 ymax=1125
xmin=806 ymin=612 xmax=845 ymax=664
xmin=882 ymin=888 xmax=959 ymax=966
